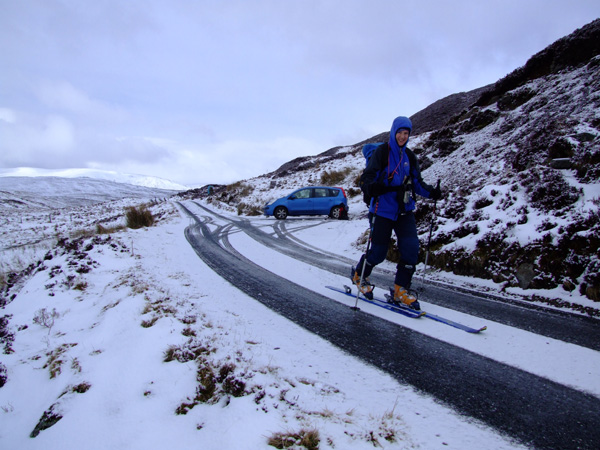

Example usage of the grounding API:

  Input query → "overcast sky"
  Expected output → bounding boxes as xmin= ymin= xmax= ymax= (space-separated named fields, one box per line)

xmin=1 ymin=0 xmax=599 ymax=187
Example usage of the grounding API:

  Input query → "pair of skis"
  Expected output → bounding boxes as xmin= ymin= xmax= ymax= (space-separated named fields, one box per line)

xmin=325 ymin=285 xmax=487 ymax=334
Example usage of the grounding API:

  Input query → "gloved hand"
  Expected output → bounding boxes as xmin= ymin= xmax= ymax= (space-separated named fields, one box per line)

xmin=430 ymin=186 xmax=442 ymax=200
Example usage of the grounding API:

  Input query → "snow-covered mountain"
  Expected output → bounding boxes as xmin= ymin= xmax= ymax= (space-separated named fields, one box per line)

xmin=0 ymin=168 xmax=189 ymax=192
xmin=0 ymin=175 xmax=181 ymax=211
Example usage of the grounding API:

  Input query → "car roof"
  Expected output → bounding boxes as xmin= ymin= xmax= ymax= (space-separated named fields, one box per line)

xmin=293 ymin=186 xmax=342 ymax=190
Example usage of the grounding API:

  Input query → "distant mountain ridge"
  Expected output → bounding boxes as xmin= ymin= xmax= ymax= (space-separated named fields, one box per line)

xmin=0 ymin=176 xmax=177 ymax=211
xmin=476 ymin=17 xmax=600 ymax=107
xmin=409 ymin=85 xmax=493 ymax=135
xmin=0 ymin=168 xmax=189 ymax=191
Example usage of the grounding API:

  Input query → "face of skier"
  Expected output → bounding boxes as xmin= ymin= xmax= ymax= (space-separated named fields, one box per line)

xmin=395 ymin=129 xmax=410 ymax=147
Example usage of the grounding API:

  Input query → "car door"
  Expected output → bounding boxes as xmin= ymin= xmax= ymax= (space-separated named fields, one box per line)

xmin=287 ymin=188 xmax=313 ymax=215
xmin=312 ymin=188 xmax=332 ymax=214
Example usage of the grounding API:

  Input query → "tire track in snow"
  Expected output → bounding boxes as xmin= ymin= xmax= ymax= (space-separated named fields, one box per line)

xmin=187 ymin=201 xmax=600 ymax=351
xmin=178 ymin=202 xmax=600 ymax=450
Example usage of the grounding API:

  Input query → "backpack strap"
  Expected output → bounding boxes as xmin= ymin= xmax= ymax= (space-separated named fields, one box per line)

xmin=359 ymin=143 xmax=390 ymax=206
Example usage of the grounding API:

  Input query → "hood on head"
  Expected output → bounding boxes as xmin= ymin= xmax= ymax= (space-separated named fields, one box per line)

xmin=388 ymin=116 xmax=412 ymax=152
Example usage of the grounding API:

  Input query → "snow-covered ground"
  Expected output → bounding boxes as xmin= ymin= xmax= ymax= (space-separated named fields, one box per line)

xmin=2 ymin=199 xmax=598 ymax=449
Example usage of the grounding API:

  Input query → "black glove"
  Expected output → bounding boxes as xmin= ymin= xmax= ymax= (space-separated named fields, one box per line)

xmin=366 ymin=183 xmax=387 ymax=198
xmin=430 ymin=186 xmax=442 ymax=200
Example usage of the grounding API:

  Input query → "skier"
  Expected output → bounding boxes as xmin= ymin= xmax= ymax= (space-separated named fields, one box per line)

xmin=352 ymin=116 xmax=441 ymax=310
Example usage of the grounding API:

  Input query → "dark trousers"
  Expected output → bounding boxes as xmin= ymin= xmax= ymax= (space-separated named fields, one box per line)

xmin=357 ymin=212 xmax=419 ymax=289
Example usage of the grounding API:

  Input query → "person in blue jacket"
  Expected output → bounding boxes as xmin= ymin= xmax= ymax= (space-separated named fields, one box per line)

xmin=352 ymin=116 xmax=441 ymax=310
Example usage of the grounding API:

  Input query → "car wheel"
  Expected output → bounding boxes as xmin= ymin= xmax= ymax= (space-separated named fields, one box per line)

xmin=274 ymin=206 xmax=288 ymax=220
xmin=329 ymin=205 xmax=343 ymax=219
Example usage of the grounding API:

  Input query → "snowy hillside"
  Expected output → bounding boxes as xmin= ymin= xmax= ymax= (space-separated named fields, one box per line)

xmin=190 ymin=19 xmax=600 ymax=315
xmin=0 ymin=175 xmax=177 ymax=282
xmin=4 ymin=201 xmax=562 ymax=450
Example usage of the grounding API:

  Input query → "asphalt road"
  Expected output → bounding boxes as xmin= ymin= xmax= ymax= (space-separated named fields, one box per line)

xmin=180 ymin=202 xmax=600 ymax=449
xmin=190 ymin=201 xmax=600 ymax=351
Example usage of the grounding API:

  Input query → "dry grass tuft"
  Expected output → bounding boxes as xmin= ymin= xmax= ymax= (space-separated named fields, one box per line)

xmin=267 ymin=428 xmax=320 ymax=449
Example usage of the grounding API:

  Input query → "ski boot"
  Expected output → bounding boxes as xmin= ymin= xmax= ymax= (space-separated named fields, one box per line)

xmin=388 ymin=284 xmax=421 ymax=311
xmin=351 ymin=266 xmax=375 ymax=300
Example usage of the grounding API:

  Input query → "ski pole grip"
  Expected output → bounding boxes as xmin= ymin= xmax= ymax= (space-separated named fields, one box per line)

xmin=432 ymin=179 xmax=441 ymax=211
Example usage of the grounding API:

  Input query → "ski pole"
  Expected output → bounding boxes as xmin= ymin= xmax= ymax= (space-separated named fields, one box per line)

xmin=422 ymin=179 xmax=440 ymax=284
xmin=353 ymin=213 xmax=375 ymax=310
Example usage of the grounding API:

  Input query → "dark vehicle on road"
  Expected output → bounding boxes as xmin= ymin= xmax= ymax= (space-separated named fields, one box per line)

xmin=264 ymin=186 xmax=348 ymax=220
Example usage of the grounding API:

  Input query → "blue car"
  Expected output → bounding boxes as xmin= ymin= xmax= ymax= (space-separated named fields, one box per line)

xmin=264 ymin=186 xmax=348 ymax=220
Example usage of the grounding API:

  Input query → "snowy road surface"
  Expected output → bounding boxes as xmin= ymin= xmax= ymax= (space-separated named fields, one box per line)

xmin=190 ymin=201 xmax=600 ymax=350
xmin=181 ymin=201 xmax=600 ymax=450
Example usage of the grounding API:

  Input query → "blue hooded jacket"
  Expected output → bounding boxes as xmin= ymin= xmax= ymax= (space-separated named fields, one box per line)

xmin=362 ymin=116 xmax=434 ymax=220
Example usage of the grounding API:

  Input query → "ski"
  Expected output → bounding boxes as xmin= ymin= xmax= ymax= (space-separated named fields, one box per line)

xmin=382 ymin=293 xmax=487 ymax=334
xmin=423 ymin=311 xmax=487 ymax=333
xmin=325 ymin=285 xmax=425 ymax=318
xmin=326 ymin=285 xmax=487 ymax=333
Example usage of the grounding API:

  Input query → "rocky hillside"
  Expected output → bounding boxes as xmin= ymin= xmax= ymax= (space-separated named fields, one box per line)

xmin=181 ymin=19 xmax=600 ymax=312
xmin=418 ymin=18 xmax=600 ymax=307
xmin=410 ymin=85 xmax=493 ymax=135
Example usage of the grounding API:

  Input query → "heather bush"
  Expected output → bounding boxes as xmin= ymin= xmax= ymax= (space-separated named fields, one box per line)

xmin=320 ymin=167 xmax=352 ymax=186
xmin=473 ymin=196 xmax=494 ymax=209
xmin=0 ymin=315 xmax=15 ymax=354
xmin=227 ymin=181 xmax=253 ymax=197
xmin=267 ymin=428 xmax=320 ymax=450
xmin=0 ymin=362 xmax=7 ymax=388
xmin=523 ymin=169 xmax=581 ymax=211
xmin=460 ymin=109 xmax=500 ymax=133
xmin=125 ymin=205 xmax=155 ymax=229
xmin=237 ymin=202 xmax=262 ymax=216
xmin=574 ymin=148 xmax=600 ymax=183
xmin=33 ymin=308 xmax=59 ymax=334
xmin=497 ymin=88 xmax=537 ymax=111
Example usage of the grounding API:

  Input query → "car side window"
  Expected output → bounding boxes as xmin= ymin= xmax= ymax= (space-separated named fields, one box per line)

xmin=294 ymin=189 xmax=312 ymax=199
xmin=328 ymin=189 xmax=338 ymax=197
xmin=314 ymin=188 xmax=328 ymax=198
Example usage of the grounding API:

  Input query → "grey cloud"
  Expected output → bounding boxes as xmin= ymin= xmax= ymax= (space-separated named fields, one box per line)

xmin=1 ymin=0 xmax=599 ymax=185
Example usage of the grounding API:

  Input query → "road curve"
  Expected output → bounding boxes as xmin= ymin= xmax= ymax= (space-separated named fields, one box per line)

xmin=190 ymin=201 xmax=600 ymax=351
xmin=180 ymin=203 xmax=600 ymax=449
